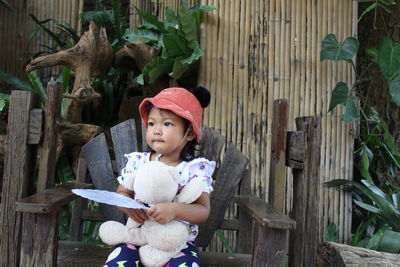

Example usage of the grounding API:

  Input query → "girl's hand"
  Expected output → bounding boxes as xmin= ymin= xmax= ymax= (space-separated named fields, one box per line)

xmin=118 ymin=206 xmax=148 ymax=224
xmin=146 ymin=203 xmax=176 ymax=224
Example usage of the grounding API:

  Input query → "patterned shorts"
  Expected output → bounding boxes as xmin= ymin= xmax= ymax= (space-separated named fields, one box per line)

xmin=103 ymin=242 xmax=200 ymax=267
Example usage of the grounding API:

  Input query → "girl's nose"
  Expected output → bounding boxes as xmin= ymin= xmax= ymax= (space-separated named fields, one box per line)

xmin=153 ymin=126 xmax=162 ymax=135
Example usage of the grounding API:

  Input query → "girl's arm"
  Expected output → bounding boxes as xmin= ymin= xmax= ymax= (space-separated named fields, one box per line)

xmin=116 ymin=184 xmax=148 ymax=223
xmin=146 ymin=192 xmax=210 ymax=224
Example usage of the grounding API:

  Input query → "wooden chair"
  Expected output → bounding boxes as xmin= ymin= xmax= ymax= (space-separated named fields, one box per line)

xmin=15 ymin=119 xmax=296 ymax=267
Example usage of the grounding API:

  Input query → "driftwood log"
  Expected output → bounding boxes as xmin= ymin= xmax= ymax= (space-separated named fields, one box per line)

xmin=26 ymin=21 xmax=112 ymax=123
xmin=316 ymin=242 xmax=400 ymax=267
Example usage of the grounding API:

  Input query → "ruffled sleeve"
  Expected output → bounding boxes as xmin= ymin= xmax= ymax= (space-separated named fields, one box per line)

xmin=117 ymin=152 xmax=149 ymax=190
xmin=187 ymin=157 xmax=216 ymax=193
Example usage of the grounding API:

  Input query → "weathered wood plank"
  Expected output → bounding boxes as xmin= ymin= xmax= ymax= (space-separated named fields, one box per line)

xmin=16 ymin=182 xmax=92 ymax=214
xmin=237 ymin=167 xmax=253 ymax=254
xmin=316 ymin=242 xmax=400 ymax=267
xmin=0 ymin=91 xmax=38 ymax=267
xmin=57 ymin=241 xmax=252 ymax=267
xmin=20 ymin=212 xmax=58 ymax=267
xmin=81 ymin=133 xmax=125 ymax=223
xmin=286 ymin=131 xmax=305 ymax=169
xmin=110 ymin=119 xmax=138 ymax=174
xmin=252 ymin=223 xmax=289 ymax=267
xmin=28 ymin=108 xmax=43 ymax=144
xmin=69 ymin=158 xmax=88 ymax=241
xmin=37 ymin=81 xmax=63 ymax=192
xmin=235 ymin=195 xmax=296 ymax=229
xmin=198 ymin=126 xmax=225 ymax=178
xmin=289 ymin=116 xmax=322 ymax=267
xmin=268 ymin=99 xmax=288 ymax=212
xmin=197 ymin=143 xmax=249 ymax=247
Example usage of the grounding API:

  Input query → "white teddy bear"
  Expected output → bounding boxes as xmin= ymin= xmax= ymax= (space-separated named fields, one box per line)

xmin=99 ymin=160 xmax=204 ymax=267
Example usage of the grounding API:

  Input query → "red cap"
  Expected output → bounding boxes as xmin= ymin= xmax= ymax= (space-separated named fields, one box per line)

xmin=139 ymin=87 xmax=203 ymax=142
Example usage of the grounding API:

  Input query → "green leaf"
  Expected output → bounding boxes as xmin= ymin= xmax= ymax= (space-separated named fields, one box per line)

xmin=341 ymin=97 xmax=359 ymax=122
xmin=355 ymin=200 xmax=380 ymax=213
xmin=358 ymin=3 xmax=377 ymax=23
xmin=27 ymin=71 xmax=46 ymax=104
xmin=389 ymin=73 xmax=400 ymax=106
xmin=378 ymin=230 xmax=400 ymax=253
xmin=56 ymin=150 xmax=75 ymax=183
xmin=135 ymin=8 xmax=167 ymax=34
xmin=377 ymin=38 xmax=400 ymax=80
xmin=321 ymin=34 xmax=359 ymax=62
xmin=29 ymin=14 xmax=67 ymax=48
xmin=365 ymin=47 xmax=378 ymax=62
xmin=169 ymin=58 xmax=190 ymax=79
xmin=0 ymin=93 xmax=10 ymax=112
xmin=215 ymin=229 xmax=233 ymax=253
xmin=366 ymin=227 xmax=385 ymax=250
xmin=179 ymin=4 xmax=199 ymax=45
xmin=328 ymin=82 xmax=349 ymax=112
xmin=360 ymin=145 xmax=372 ymax=181
xmin=136 ymin=74 xmax=144 ymax=85
xmin=325 ymin=223 xmax=339 ymax=242
xmin=0 ymin=71 xmax=33 ymax=92
xmin=59 ymin=67 xmax=71 ymax=94
xmin=163 ymin=27 xmax=191 ymax=57
xmin=181 ymin=42 xmax=204 ymax=64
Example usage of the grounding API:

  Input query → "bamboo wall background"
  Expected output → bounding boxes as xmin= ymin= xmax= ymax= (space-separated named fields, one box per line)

xmin=0 ymin=0 xmax=83 ymax=88
xmin=199 ymin=0 xmax=357 ymax=244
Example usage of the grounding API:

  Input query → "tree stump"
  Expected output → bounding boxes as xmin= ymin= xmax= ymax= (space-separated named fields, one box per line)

xmin=316 ymin=242 xmax=400 ymax=267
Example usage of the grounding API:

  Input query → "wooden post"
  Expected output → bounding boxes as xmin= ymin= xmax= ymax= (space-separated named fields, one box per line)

xmin=237 ymin=166 xmax=253 ymax=254
xmin=37 ymin=81 xmax=63 ymax=192
xmin=268 ymin=99 xmax=288 ymax=212
xmin=289 ymin=116 xmax=322 ymax=267
xmin=0 ymin=91 xmax=39 ymax=267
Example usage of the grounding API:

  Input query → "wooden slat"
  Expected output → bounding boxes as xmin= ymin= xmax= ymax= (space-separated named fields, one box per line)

xmin=20 ymin=212 xmax=59 ymax=267
xmin=286 ymin=131 xmax=305 ymax=169
xmin=81 ymin=133 xmax=125 ymax=223
xmin=268 ymin=99 xmax=289 ymax=212
xmin=235 ymin=195 xmax=296 ymax=230
xmin=196 ymin=143 xmax=248 ymax=247
xmin=16 ymin=182 xmax=92 ymax=214
xmin=110 ymin=119 xmax=138 ymax=174
xmin=37 ymin=81 xmax=63 ymax=192
xmin=199 ymin=126 xmax=225 ymax=163
xmin=0 ymin=91 xmax=38 ymax=267
xmin=28 ymin=108 xmax=43 ymax=144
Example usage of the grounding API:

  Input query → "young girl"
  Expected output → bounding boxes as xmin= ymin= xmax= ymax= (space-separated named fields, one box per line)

xmin=103 ymin=87 xmax=215 ymax=267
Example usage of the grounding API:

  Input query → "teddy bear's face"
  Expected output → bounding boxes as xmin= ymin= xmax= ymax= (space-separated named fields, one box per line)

xmin=133 ymin=161 xmax=180 ymax=205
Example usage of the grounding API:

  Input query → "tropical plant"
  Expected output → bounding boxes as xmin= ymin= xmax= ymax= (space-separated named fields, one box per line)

xmin=124 ymin=2 xmax=216 ymax=85
xmin=325 ymin=179 xmax=400 ymax=253
xmin=358 ymin=0 xmax=396 ymax=26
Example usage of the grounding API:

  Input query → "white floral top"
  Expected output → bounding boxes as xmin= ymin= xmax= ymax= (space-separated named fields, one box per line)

xmin=117 ymin=152 xmax=216 ymax=241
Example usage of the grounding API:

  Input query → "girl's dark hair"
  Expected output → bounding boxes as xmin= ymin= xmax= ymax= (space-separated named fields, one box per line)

xmin=145 ymin=86 xmax=211 ymax=161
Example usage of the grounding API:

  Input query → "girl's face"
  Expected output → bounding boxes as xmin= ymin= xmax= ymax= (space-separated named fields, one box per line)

xmin=146 ymin=108 xmax=195 ymax=160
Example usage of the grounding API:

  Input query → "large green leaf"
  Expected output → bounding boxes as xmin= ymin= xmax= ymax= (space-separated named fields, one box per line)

xmin=341 ymin=97 xmax=359 ymax=122
xmin=325 ymin=223 xmax=339 ymax=242
xmin=378 ymin=230 xmax=400 ymax=253
xmin=389 ymin=73 xmax=400 ymax=106
xmin=27 ymin=71 xmax=46 ymax=104
xmin=181 ymin=42 xmax=204 ymax=64
xmin=360 ymin=145 xmax=372 ymax=181
xmin=163 ymin=27 xmax=191 ymax=57
xmin=377 ymin=38 xmax=400 ymax=80
xmin=321 ymin=34 xmax=359 ymax=62
xmin=0 ymin=71 xmax=33 ymax=92
xmin=179 ymin=4 xmax=198 ymax=45
xmin=328 ymin=82 xmax=349 ymax=112
xmin=135 ymin=8 xmax=167 ymax=34
xmin=169 ymin=58 xmax=190 ymax=79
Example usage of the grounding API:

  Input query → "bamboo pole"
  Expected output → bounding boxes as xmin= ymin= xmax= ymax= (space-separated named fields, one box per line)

xmin=231 ymin=0 xmax=240 ymax=147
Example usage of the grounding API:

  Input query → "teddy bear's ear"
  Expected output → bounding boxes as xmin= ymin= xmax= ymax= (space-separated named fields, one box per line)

xmin=123 ymin=172 xmax=136 ymax=191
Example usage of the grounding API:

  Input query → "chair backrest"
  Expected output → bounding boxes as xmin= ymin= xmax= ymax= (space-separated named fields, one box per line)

xmin=81 ymin=119 xmax=249 ymax=248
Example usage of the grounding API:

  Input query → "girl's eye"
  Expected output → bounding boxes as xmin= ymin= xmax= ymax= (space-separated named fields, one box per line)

xmin=148 ymin=122 xmax=154 ymax=126
xmin=164 ymin=122 xmax=173 ymax=126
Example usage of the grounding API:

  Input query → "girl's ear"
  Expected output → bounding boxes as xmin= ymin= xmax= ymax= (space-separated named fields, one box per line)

xmin=186 ymin=126 xmax=196 ymax=141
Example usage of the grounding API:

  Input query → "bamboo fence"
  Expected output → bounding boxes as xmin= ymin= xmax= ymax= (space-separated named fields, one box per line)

xmin=0 ymin=0 xmax=83 ymax=87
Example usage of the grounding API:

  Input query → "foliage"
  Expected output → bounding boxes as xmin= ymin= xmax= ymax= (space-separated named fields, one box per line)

xmin=0 ymin=0 xmax=11 ymax=10
xmin=81 ymin=0 xmax=129 ymax=50
xmin=325 ymin=223 xmax=339 ymax=242
xmin=358 ymin=0 xmax=396 ymax=27
xmin=124 ymin=3 xmax=215 ymax=84
xmin=325 ymin=179 xmax=400 ymax=252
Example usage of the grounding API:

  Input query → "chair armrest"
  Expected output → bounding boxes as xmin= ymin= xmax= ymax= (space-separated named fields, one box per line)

xmin=235 ymin=195 xmax=296 ymax=230
xmin=16 ymin=181 xmax=93 ymax=214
